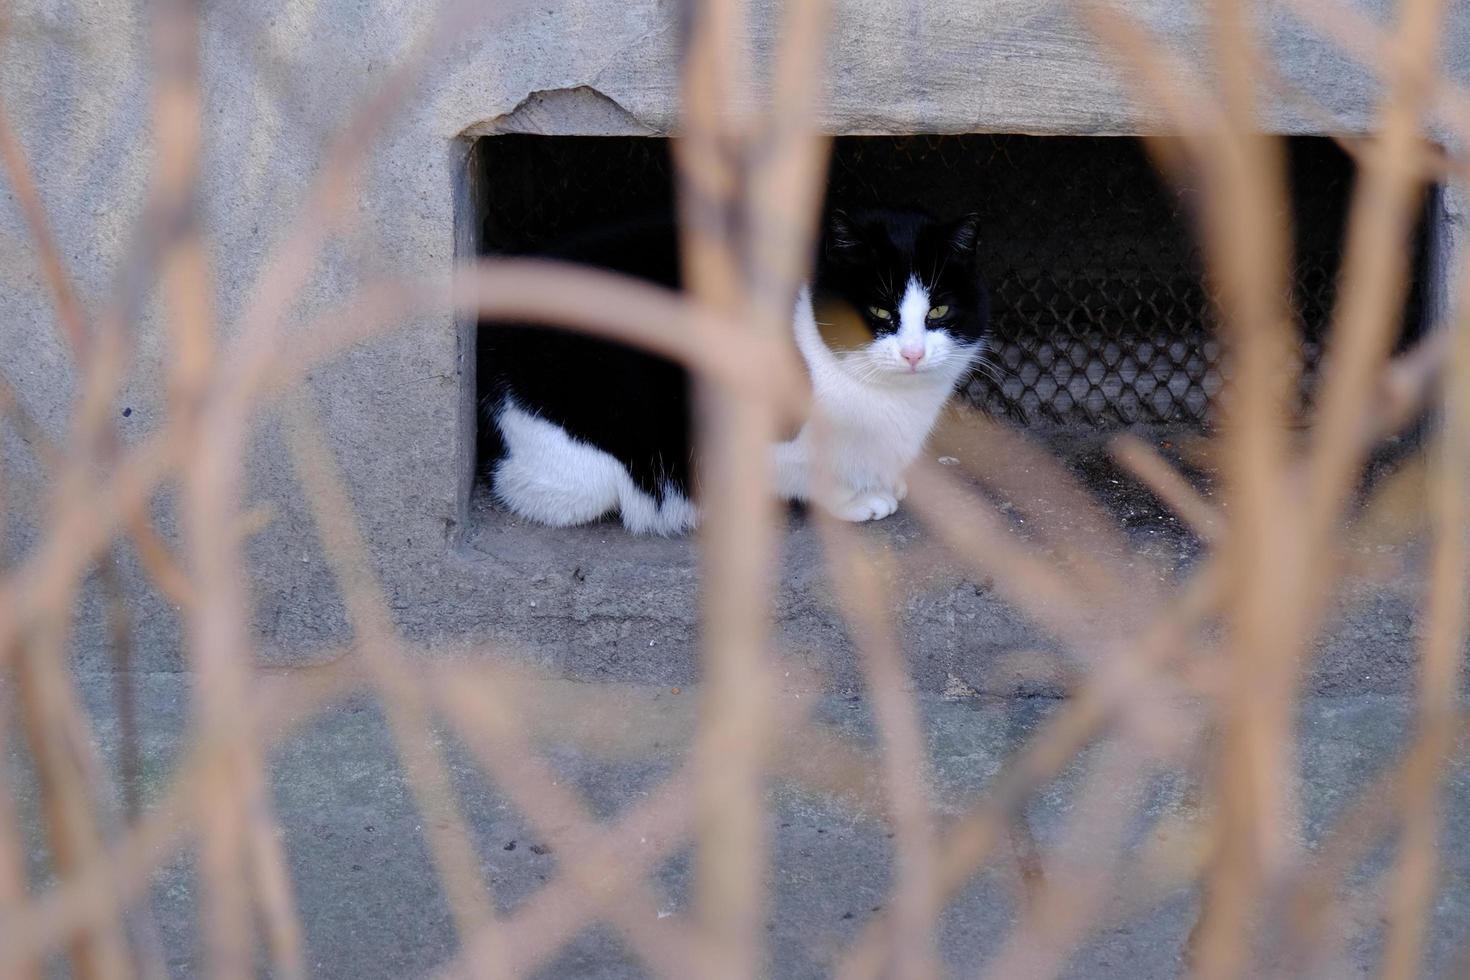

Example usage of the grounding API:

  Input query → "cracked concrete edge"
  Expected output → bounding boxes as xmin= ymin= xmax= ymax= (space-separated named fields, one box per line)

xmin=462 ymin=86 xmax=662 ymax=139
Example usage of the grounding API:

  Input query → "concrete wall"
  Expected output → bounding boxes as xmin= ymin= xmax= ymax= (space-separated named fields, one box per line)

xmin=0 ymin=0 xmax=1465 ymax=671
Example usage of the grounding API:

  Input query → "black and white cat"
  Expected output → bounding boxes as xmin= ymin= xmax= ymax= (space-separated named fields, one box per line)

xmin=478 ymin=207 xmax=990 ymax=534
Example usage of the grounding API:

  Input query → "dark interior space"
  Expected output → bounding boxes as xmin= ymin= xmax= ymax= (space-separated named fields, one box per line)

xmin=470 ymin=134 xmax=1433 ymax=486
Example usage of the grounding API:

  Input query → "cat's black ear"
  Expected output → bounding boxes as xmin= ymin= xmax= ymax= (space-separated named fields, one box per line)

xmin=949 ymin=212 xmax=981 ymax=254
xmin=826 ymin=210 xmax=865 ymax=255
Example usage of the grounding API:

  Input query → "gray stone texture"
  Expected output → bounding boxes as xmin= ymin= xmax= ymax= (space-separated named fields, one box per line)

xmin=4 ymin=674 xmax=1463 ymax=977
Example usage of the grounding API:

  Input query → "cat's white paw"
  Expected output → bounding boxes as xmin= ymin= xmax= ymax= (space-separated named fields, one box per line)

xmin=834 ymin=491 xmax=900 ymax=523
xmin=894 ymin=477 xmax=908 ymax=501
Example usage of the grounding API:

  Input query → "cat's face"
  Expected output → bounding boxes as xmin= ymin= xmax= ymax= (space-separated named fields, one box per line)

xmin=818 ymin=207 xmax=990 ymax=381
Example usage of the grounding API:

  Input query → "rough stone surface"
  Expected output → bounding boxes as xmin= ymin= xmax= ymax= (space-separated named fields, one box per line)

xmin=7 ymin=673 xmax=1464 ymax=978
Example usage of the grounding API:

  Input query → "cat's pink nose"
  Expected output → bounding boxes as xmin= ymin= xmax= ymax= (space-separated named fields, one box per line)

xmin=901 ymin=347 xmax=925 ymax=368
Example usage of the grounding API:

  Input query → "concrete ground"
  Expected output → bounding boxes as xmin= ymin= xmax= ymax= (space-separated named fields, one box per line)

xmin=15 ymin=427 xmax=1470 ymax=977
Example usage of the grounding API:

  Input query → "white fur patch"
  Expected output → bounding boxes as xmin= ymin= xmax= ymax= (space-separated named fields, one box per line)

xmin=896 ymin=276 xmax=930 ymax=361
xmin=780 ymin=285 xmax=981 ymax=522
xmin=492 ymin=402 xmax=697 ymax=536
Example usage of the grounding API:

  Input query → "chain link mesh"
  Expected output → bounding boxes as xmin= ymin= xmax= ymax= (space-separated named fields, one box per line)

xmin=477 ymin=134 xmax=1429 ymax=427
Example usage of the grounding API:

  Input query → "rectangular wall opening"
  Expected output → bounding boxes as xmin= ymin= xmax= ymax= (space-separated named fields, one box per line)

xmin=458 ymin=133 xmax=1436 ymax=521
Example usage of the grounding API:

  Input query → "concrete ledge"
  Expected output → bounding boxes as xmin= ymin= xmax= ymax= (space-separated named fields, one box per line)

xmin=452 ymin=430 xmax=1437 ymax=699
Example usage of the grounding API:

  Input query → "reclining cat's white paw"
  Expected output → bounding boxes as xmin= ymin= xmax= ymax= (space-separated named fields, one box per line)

xmin=834 ymin=490 xmax=900 ymax=523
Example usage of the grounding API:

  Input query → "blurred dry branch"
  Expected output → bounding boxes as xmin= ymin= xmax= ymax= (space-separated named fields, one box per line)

xmin=0 ymin=0 xmax=1466 ymax=977
xmin=815 ymin=508 xmax=942 ymax=980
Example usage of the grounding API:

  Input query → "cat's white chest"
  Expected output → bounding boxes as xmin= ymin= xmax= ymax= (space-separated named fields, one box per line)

xmin=825 ymin=382 xmax=949 ymax=477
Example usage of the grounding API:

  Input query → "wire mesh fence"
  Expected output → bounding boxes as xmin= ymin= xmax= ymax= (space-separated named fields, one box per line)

xmin=477 ymin=133 xmax=1433 ymax=428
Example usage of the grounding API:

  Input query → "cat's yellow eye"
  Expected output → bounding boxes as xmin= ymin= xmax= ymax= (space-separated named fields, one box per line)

xmin=868 ymin=306 xmax=892 ymax=320
xmin=927 ymin=305 xmax=950 ymax=320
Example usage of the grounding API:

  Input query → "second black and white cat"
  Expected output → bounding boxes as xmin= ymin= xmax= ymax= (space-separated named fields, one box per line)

xmin=478 ymin=207 xmax=991 ymax=534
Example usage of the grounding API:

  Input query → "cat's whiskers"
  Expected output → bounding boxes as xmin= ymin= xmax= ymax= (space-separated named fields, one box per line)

xmin=853 ymin=350 xmax=895 ymax=386
xmin=970 ymin=356 xmax=1005 ymax=386
xmin=847 ymin=353 xmax=882 ymax=384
